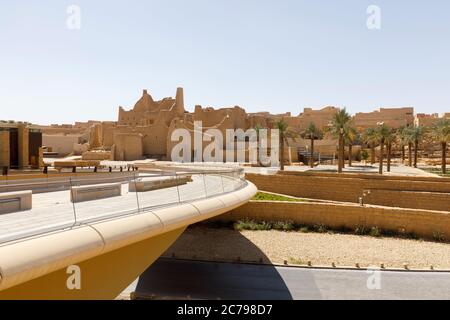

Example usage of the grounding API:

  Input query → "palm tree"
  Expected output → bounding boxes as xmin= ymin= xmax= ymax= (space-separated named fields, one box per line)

xmin=375 ymin=123 xmax=391 ymax=174
xmin=363 ymin=128 xmax=378 ymax=165
xmin=302 ymin=122 xmax=323 ymax=168
xmin=275 ymin=120 xmax=289 ymax=171
xmin=344 ymin=125 xmax=358 ymax=167
xmin=408 ymin=126 xmax=425 ymax=168
xmin=430 ymin=119 xmax=450 ymax=174
xmin=329 ymin=108 xmax=352 ymax=173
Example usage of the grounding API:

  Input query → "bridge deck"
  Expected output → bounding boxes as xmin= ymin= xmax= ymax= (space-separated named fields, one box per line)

xmin=0 ymin=174 xmax=241 ymax=244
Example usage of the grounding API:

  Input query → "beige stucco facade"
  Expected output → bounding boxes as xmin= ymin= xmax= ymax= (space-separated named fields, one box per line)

xmin=415 ymin=113 xmax=450 ymax=127
xmin=0 ymin=131 xmax=10 ymax=169
xmin=353 ymin=107 xmax=415 ymax=130
xmin=0 ymin=123 xmax=42 ymax=170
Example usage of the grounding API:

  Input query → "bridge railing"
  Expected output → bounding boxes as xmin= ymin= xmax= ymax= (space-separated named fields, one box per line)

xmin=0 ymin=167 xmax=246 ymax=245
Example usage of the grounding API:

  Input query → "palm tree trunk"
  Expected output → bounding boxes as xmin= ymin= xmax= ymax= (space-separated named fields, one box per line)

xmin=387 ymin=142 xmax=392 ymax=172
xmin=342 ymin=142 xmax=346 ymax=169
xmin=371 ymin=145 xmax=375 ymax=165
xmin=256 ymin=133 xmax=260 ymax=166
xmin=280 ymin=136 xmax=285 ymax=171
xmin=379 ymin=140 xmax=384 ymax=174
xmin=414 ymin=139 xmax=418 ymax=168
xmin=310 ymin=138 xmax=314 ymax=168
xmin=348 ymin=144 xmax=353 ymax=167
xmin=401 ymin=145 xmax=405 ymax=164
xmin=408 ymin=142 xmax=413 ymax=166
xmin=442 ymin=141 xmax=447 ymax=175
xmin=338 ymin=134 xmax=344 ymax=173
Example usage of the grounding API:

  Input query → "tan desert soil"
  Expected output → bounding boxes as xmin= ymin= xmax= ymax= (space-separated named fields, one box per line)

xmin=163 ymin=226 xmax=450 ymax=270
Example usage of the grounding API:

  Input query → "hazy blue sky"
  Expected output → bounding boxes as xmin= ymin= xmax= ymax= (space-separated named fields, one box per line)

xmin=1 ymin=0 xmax=449 ymax=124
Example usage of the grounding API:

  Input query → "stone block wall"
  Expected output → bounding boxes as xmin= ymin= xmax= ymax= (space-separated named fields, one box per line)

xmin=246 ymin=172 xmax=450 ymax=211
xmin=364 ymin=189 xmax=450 ymax=211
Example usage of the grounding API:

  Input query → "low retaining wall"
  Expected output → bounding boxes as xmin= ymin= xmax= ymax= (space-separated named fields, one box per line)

xmin=0 ymin=191 xmax=32 ymax=214
xmin=70 ymin=183 xmax=122 ymax=203
xmin=246 ymin=172 xmax=450 ymax=211
xmin=364 ymin=189 xmax=450 ymax=212
xmin=213 ymin=201 xmax=450 ymax=240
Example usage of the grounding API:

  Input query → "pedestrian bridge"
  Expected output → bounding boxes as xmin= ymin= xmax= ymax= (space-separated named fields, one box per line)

xmin=0 ymin=164 xmax=257 ymax=299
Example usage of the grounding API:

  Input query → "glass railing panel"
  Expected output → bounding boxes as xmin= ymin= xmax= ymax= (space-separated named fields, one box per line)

xmin=0 ymin=167 xmax=246 ymax=244
xmin=177 ymin=173 xmax=207 ymax=202
xmin=133 ymin=172 xmax=181 ymax=211
xmin=70 ymin=173 xmax=139 ymax=225
xmin=0 ymin=176 xmax=76 ymax=244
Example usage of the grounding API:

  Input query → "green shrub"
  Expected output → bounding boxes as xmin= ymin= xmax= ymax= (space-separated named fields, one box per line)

xmin=433 ymin=232 xmax=446 ymax=242
xmin=233 ymin=219 xmax=272 ymax=231
xmin=298 ymin=226 xmax=310 ymax=233
xmin=256 ymin=221 xmax=273 ymax=231
xmin=272 ymin=221 xmax=295 ymax=232
xmin=313 ymin=224 xmax=328 ymax=233
xmin=361 ymin=150 xmax=369 ymax=161
xmin=354 ymin=225 xmax=369 ymax=235
xmin=369 ymin=227 xmax=382 ymax=238
xmin=233 ymin=219 xmax=255 ymax=231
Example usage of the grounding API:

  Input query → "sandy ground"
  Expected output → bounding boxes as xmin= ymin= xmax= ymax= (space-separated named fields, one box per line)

xmin=163 ymin=226 xmax=450 ymax=270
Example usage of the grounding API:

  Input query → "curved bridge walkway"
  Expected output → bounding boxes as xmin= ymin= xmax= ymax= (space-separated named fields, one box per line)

xmin=0 ymin=172 xmax=244 ymax=244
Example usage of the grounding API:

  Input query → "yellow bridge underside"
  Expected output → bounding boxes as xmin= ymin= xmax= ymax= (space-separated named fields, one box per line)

xmin=0 ymin=227 xmax=186 ymax=300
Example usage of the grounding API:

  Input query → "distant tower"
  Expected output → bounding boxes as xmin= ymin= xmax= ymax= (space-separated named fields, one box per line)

xmin=175 ymin=87 xmax=185 ymax=116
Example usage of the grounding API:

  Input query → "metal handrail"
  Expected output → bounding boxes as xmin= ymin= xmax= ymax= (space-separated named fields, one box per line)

xmin=0 ymin=168 xmax=247 ymax=245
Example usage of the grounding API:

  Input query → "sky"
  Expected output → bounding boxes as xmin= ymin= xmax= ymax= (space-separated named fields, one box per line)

xmin=0 ymin=0 xmax=449 ymax=125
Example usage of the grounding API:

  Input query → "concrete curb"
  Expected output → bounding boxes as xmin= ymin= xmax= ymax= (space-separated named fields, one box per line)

xmin=162 ymin=257 xmax=450 ymax=273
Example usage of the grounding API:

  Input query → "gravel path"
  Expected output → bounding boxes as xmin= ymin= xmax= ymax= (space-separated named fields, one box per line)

xmin=163 ymin=226 xmax=450 ymax=270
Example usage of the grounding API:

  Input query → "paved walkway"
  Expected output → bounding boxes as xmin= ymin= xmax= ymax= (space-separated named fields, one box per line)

xmin=125 ymin=258 xmax=450 ymax=300
xmin=0 ymin=174 xmax=242 ymax=244
xmin=243 ymin=163 xmax=439 ymax=177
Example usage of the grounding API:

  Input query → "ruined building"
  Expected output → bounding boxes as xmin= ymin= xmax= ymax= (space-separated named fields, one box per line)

xmin=82 ymin=88 xmax=341 ymax=162
xmin=38 ymin=87 xmax=447 ymax=164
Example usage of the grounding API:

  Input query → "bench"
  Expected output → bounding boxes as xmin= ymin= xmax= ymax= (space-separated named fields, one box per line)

xmin=0 ymin=191 xmax=32 ymax=214
xmin=70 ymin=183 xmax=122 ymax=203
xmin=129 ymin=176 xmax=192 ymax=192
